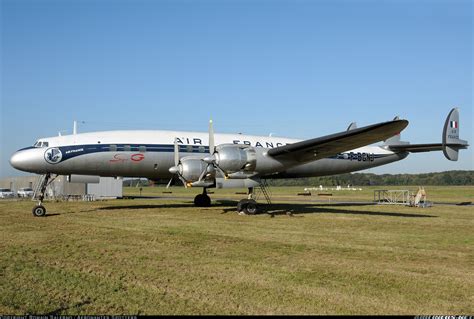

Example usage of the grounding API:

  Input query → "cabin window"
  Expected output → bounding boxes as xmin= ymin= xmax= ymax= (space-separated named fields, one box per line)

xmin=198 ymin=146 xmax=205 ymax=153
xmin=186 ymin=145 xmax=193 ymax=153
xmin=139 ymin=146 xmax=146 ymax=153
xmin=110 ymin=145 xmax=117 ymax=152
xmin=124 ymin=145 xmax=131 ymax=152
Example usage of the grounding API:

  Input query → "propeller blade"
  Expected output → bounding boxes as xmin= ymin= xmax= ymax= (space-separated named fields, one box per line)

xmin=166 ymin=177 xmax=173 ymax=189
xmin=214 ymin=164 xmax=227 ymax=179
xmin=197 ymin=164 xmax=215 ymax=182
xmin=209 ymin=119 xmax=215 ymax=154
xmin=180 ymin=176 xmax=188 ymax=188
xmin=197 ymin=167 xmax=207 ymax=182
xmin=174 ymin=137 xmax=179 ymax=166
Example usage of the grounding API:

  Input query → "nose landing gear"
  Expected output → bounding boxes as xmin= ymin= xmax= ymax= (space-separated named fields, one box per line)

xmin=32 ymin=205 xmax=47 ymax=217
xmin=32 ymin=173 xmax=56 ymax=217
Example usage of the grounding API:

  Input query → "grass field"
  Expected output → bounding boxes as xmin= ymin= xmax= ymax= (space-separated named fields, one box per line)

xmin=124 ymin=185 xmax=473 ymax=204
xmin=0 ymin=186 xmax=473 ymax=314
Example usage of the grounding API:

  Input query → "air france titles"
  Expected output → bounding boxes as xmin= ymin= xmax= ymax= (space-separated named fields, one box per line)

xmin=174 ymin=137 xmax=286 ymax=148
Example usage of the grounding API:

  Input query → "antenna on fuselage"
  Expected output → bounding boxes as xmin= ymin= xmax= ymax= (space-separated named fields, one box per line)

xmin=73 ymin=121 xmax=77 ymax=135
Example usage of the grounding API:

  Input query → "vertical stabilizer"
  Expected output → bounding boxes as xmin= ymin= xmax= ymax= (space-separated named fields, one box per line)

xmin=346 ymin=122 xmax=357 ymax=131
xmin=384 ymin=116 xmax=409 ymax=146
xmin=442 ymin=108 xmax=468 ymax=161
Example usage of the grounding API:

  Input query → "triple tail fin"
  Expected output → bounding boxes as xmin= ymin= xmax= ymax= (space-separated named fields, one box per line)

xmin=442 ymin=108 xmax=468 ymax=161
xmin=383 ymin=116 xmax=409 ymax=146
xmin=386 ymin=108 xmax=469 ymax=161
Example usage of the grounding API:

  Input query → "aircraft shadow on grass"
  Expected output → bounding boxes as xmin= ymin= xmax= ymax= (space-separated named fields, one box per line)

xmin=91 ymin=200 xmax=437 ymax=218
xmin=255 ymin=203 xmax=437 ymax=218
xmin=44 ymin=213 xmax=61 ymax=217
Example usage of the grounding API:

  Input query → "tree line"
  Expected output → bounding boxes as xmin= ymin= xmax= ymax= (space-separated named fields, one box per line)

xmin=124 ymin=170 xmax=473 ymax=187
xmin=266 ymin=170 xmax=473 ymax=186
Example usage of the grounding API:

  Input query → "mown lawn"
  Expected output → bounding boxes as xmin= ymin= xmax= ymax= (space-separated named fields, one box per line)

xmin=124 ymin=185 xmax=473 ymax=205
xmin=0 ymin=188 xmax=472 ymax=314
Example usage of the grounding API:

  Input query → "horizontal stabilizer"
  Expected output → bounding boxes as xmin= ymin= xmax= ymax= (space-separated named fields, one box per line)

xmin=388 ymin=108 xmax=468 ymax=161
xmin=390 ymin=143 xmax=445 ymax=153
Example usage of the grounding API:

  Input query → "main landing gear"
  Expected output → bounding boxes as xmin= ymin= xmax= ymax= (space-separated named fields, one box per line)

xmin=192 ymin=187 xmax=259 ymax=214
xmin=194 ymin=188 xmax=211 ymax=207
xmin=237 ymin=187 xmax=259 ymax=215
xmin=32 ymin=173 xmax=55 ymax=217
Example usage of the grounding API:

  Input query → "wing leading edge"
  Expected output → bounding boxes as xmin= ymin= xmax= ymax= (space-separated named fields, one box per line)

xmin=267 ymin=119 xmax=409 ymax=162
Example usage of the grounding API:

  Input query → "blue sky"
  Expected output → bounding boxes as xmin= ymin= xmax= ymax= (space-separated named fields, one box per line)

xmin=1 ymin=0 xmax=472 ymax=177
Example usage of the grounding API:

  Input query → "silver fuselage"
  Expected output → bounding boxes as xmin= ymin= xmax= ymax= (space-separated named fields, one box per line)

xmin=10 ymin=130 xmax=408 ymax=181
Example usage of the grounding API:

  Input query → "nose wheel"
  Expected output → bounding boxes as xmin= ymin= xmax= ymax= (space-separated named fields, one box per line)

xmin=32 ymin=205 xmax=47 ymax=217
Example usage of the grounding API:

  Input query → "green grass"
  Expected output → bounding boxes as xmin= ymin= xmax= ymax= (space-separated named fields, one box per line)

xmin=125 ymin=185 xmax=473 ymax=204
xmin=0 ymin=186 xmax=473 ymax=314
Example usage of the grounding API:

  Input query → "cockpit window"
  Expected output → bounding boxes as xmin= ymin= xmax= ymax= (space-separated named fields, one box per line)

xmin=33 ymin=141 xmax=49 ymax=148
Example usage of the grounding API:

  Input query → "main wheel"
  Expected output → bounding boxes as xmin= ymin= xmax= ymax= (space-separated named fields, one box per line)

xmin=194 ymin=194 xmax=211 ymax=207
xmin=238 ymin=199 xmax=259 ymax=215
xmin=245 ymin=200 xmax=258 ymax=215
xmin=32 ymin=205 xmax=47 ymax=217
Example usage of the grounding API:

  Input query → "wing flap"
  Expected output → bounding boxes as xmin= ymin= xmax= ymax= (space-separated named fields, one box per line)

xmin=267 ymin=120 xmax=409 ymax=162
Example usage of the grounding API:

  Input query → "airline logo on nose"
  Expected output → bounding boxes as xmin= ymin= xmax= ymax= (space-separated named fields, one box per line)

xmin=44 ymin=148 xmax=63 ymax=164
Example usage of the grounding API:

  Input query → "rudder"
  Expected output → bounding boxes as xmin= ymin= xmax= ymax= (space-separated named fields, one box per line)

xmin=442 ymin=108 xmax=468 ymax=161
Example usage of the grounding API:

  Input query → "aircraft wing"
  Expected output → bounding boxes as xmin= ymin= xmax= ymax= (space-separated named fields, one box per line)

xmin=267 ymin=120 xmax=409 ymax=162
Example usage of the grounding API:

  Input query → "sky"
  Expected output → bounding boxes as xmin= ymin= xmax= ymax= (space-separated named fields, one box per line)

xmin=1 ymin=0 xmax=472 ymax=177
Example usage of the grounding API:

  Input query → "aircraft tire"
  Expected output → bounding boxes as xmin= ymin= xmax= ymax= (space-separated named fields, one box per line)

xmin=194 ymin=194 xmax=211 ymax=207
xmin=238 ymin=199 xmax=259 ymax=215
xmin=32 ymin=205 xmax=47 ymax=217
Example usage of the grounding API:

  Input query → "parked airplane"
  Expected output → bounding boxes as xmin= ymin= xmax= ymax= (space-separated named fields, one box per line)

xmin=10 ymin=108 xmax=468 ymax=216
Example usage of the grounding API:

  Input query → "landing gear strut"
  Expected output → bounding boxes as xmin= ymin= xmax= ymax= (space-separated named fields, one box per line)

xmin=32 ymin=173 xmax=53 ymax=217
xmin=237 ymin=187 xmax=259 ymax=215
xmin=194 ymin=188 xmax=211 ymax=207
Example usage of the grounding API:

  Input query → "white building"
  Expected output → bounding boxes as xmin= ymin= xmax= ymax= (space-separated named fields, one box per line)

xmin=0 ymin=175 xmax=122 ymax=199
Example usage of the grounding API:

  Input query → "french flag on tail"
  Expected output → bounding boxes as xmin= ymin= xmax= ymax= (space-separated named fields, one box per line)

xmin=450 ymin=120 xmax=458 ymax=129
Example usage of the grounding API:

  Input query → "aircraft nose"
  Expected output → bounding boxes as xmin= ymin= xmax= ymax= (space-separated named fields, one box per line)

xmin=10 ymin=149 xmax=39 ymax=172
xmin=10 ymin=151 xmax=27 ymax=171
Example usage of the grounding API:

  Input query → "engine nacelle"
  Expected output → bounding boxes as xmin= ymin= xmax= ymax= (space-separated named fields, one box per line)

xmin=214 ymin=144 xmax=256 ymax=174
xmin=178 ymin=157 xmax=214 ymax=182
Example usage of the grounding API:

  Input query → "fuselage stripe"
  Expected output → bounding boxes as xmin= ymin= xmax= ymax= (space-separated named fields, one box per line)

xmin=32 ymin=143 xmax=394 ymax=164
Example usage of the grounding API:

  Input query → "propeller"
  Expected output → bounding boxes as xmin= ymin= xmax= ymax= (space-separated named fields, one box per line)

xmin=197 ymin=119 xmax=227 ymax=182
xmin=167 ymin=138 xmax=188 ymax=188
xmin=167 ymin=120 xmax=227 ymax=188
